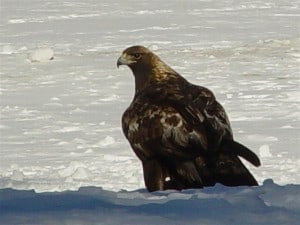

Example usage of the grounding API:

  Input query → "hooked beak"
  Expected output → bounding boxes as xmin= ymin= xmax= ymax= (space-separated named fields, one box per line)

xmin=117 ymin=53 xmax=136 ymax=68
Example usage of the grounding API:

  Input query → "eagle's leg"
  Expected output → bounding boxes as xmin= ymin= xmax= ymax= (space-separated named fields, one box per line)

xmin=142 ymin=159 xmax=166 ymax=192
xmin=175 ymin=161 xmax=204 ymax=189
xmin=163 ymin=160 xmax=204 ymax=190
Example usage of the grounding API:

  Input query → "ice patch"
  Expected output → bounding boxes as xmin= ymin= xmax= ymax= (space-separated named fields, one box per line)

xmin=99 ymin=94 xmax=119 ymax=102
xmin=259 ymin=145 xmax=272 ymax=157
xmin=246 ymin=134 xmax=278 ymax=142
xmin=97 ymin=136 xmax=115 ymax=147
xmin=103 ymin=155 xmax=132 ymax=162
xmin=84 ymin=149 xmax=94 ymax=154
xmin=148 ymin=45 xmax=159 ymax=51
xmin=99 ymin=121 xmax=106 ymax=126
xmin=50 ymin=97 xmax=60 ymax=101
xmin=58 ymin=161 xmax=87 ymax=178
xmin=28 ymin=48 xmax=54 ymax=62
xmin=70 ymin=108 xmax=87 ymax=114
xmin=55 ymin=126 xmax=81 ymax=133
xmin=149 ymin=26 xmax=180 ymax=31
xmin=226 ymin=94 xmax=233 ymax=99
xmin=19 ymin=108 xmax=38 ymax=116
xmin=0 ymin=125 xmax=9 ymax=129
xmin=8 ymin=19 xmax=26 ymax=24
xmin=18 ymin=46 xmax=28 ymax=51
xmin=44 ymin=102 xmax=63 ymax=107
xmin=0 ymin=45 xmax=14 ymax=54
xmin=71 ymin=167 xmax=90 ymax=180
xmin=11 ymin=170 xmax=25 ymax=181
xmin=281 ymin=125 xmax=293 ymax=129
xmin=134 ymin=10 xmax=172 ymax=15
xmin=55 ymin=141 xmax=69 ymax=146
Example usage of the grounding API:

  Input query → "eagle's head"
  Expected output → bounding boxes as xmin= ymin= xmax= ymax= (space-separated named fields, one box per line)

xmin=117 ymin=46 xmax=153 ymax=70
xmin=117 ymin=45 xmax=179 ymax=92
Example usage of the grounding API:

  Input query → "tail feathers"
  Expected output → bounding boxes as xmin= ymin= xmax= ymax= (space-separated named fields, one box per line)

xmin=215 ymin=153 xmax=258 ymax=186
xmin=222 ymin=139 xmax=261 ymax=167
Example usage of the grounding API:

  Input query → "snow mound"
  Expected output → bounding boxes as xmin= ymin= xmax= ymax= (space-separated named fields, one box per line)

xmin=97 ymin=136 xmax=115 ymax=147
xmin=0 ymin=45 xmax=14 ymax=55
xmin=0 ymin=180 xmax=299 ymax=225
xmin=58 ymin=161 xmax=89 ymax=179
xmin=28 ymin=48 xmax=54 ymax=62
xmin=259 ymin=144 xmax=272 ymax=157
xmin=11 ymin=171 xmax=25 ymax=182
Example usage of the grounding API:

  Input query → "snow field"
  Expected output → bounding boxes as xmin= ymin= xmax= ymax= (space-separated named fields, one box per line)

xmin=0 ymin=0 xmax=299 ymax=224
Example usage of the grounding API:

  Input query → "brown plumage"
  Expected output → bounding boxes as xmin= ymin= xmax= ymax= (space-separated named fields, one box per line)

xmin=117 ymin=45 xmax=260 ymax=192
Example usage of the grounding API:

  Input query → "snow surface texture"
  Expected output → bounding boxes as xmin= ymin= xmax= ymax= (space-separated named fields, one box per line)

xmin=28 ymin=48 xmax=54 ymax=62
xmin=0 ymin=0 xmax=299 ymax=224
xmin=1 ymin=180 xmax=300 ymax=225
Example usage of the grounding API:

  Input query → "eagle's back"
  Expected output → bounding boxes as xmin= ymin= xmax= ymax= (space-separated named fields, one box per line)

xmin=122 ymin=94 xmax=205 ymax=161
xmin=121 ymin=78 xmax=217 ymax=161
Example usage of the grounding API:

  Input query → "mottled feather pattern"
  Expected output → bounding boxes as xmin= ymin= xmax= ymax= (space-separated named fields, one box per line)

xmin=118 ymin=46 xmax=260 ymax=191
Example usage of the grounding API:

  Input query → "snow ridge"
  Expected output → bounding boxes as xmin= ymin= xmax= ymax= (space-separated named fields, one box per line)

xmin=1 ymin=180 xmax=299 ymax=225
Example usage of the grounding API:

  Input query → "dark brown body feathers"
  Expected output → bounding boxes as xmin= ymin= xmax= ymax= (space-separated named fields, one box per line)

xmin=118 ymin=46 xmax=260 ymax=192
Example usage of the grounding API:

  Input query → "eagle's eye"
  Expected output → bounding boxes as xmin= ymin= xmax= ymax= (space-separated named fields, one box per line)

xmin=133 ymin=53 xmax=141 ymax=59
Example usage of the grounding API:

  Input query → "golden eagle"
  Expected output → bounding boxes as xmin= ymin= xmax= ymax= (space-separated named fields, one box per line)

xmin=117 ymin=46 xmax=260 ymax=192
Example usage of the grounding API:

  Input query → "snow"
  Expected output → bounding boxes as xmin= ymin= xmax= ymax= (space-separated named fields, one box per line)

xmin=1 ymin=180 xmax=300 ymax=225
xmin=28 ymin=48 xmax=54 ymax=62
xmin=0 ymin=0 xmax=299 ymax=224
xmin=259 ymin=144 xmax=272 ymax=157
